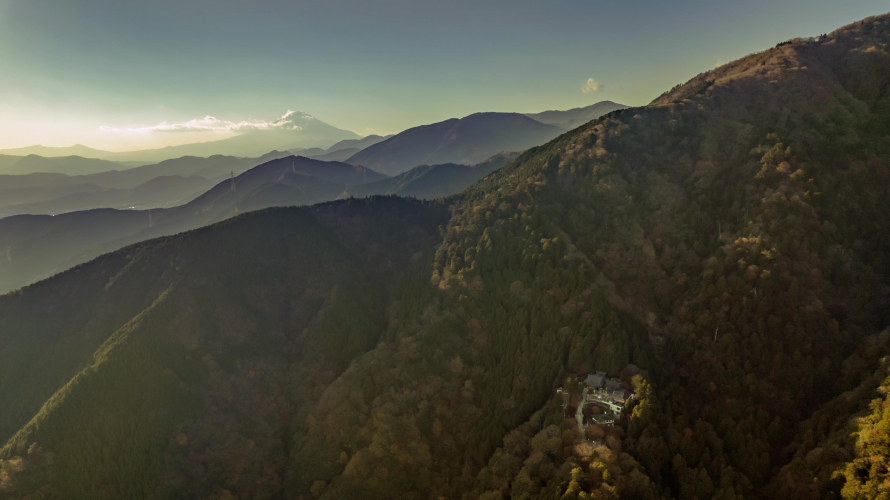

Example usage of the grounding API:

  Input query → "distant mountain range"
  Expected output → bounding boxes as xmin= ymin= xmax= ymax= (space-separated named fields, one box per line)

xmin=291 ymin=134 xmax=392 ymax=161
xmin=0 ymin=152 xmax=294 ymax=217
xmin=0 ymin=176 xmax=214 ymax=218
xmin=0 ymin=155 xmax=136 ymax=176
xmin=0 ymin=155 xmax=387 ymax=293
xmin=345 ymin=112 xmax=562 ymax=175
xmin=0 ymin=151 xmax=290 ymax=190
xmin=158 ymin=155 xmax=385 ymax=228
xmin=0 ymin=103 xmax=622 ymax=169
xmin=307 ymin=148 xmax=361 ymax=162
xmin=0 ymin=143 xmax=114 ymax=158
xmin=526 ymin=100 xmax=627 ymax=130
xmin=0 ymin=101 xmax=622 ymax=226
xmin=0 ymin=148 xmax=522 ymax=293
xmin=322 ymin=134 xmax=393 ymax=154
xmin=0 ymin=111 xmax=361 ymax=163
xmin=345 ymin=151 xmax=519 ymax=199
xmin=103 ymin=112 xmax=361 ymax=162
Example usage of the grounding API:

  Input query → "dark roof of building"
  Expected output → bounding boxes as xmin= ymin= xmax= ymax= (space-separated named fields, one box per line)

xmin=584 ymin=374 xmax=605 ymax=387
xmin=612 ymin=389 xmax=633 ymax=401
xmin=605 ymin=379 xmax=622 ymax=390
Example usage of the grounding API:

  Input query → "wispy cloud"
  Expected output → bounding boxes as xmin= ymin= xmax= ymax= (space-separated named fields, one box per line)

xmin=100 ymin=110 xmax=310 ymax=133
xmin=581 ymin=78 xmax=604 ymax=94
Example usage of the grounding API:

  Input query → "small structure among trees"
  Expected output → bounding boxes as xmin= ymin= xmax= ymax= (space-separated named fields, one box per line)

xmin=568 ymin=370 xmax=636 ymax=426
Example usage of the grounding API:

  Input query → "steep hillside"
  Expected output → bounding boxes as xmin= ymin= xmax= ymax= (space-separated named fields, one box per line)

xmin=2 ymin=12 xmax=890 ymax=500
xmin=345 ymin=113 xmax=562 ymax=175
xmin=345 ymin=151 xmax=519 ymax=199
xmin=0 ymin=198 xmax=448 ymax=500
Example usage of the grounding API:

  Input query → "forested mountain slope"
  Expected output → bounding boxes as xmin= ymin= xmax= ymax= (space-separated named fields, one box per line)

xmin=2 ymin=12 xmax=890 ymax=500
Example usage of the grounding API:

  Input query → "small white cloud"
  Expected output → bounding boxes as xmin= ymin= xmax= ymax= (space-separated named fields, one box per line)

xmin=581 ymin=78 xmax=604 ymax=94
xmin=100 ymin=110 xmax=311 ymax=133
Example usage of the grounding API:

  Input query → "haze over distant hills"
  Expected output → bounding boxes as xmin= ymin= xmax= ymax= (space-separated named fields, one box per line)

xmin=0 ymin=155 xmax=136 ymax=176
xmin=158 ymin=155 xmax=386 ymax=228
xmin=0 ymin=175 xmax=215 ymax=218
xmin=0 ymin=147 xmax=523 ymax=293
xmin=316 ymin=135 xmax=392 ymax=155
xmin=104 ymin=111 xmax=361 ymax=162
xmin=0 ymin=111 xmax=361 ymax=163
xmin=292 ymin=134 xmax=393 ymax=162
xmin=345 ymin=151 xmax=519 ymax=200
xmin=526 ymin=100 xmax=628 ymax=129
xmin=345 ymin=112 xmax=562 ymax=175
xmin=0 ymin=152 xmax=295 ymax=217
xmin=0 ymin=102 xmax=624 ymax=171
xmin=0 ymin=101 xmax=629 ymax=288
xmin=0 ymin=144 xmax=115 ymax=159
xmin=0 ymin=155 xmax=387 ymax=293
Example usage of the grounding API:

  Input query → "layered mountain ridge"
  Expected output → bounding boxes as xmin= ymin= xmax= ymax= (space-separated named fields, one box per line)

xmin=526 ymin=100 xmax=628 ymax=130
xmin=345 ymin=112 xmax=564 ymax=175
xmin=0 ymin=155 xmax=386 ymax=293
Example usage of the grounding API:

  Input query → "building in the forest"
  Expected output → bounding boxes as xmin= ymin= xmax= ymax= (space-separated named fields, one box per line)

xmin=610 ymin=389 xmax=633 ymax=404
xmin=571 ymin=370 xmax=636 ymax=426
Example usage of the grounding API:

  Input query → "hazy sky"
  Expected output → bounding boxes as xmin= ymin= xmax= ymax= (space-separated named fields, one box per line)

xmin=0 ymin=0 xmax=886 ymax=151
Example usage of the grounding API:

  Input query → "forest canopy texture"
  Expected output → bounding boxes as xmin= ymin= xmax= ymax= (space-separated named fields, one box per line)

xmin=2 ymin=12 xmax=890 ymax=500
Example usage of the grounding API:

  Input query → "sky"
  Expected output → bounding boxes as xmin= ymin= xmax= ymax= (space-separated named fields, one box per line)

xmin=0 ymin=0 xmax=887 ymax=151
